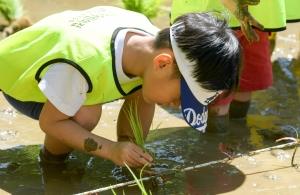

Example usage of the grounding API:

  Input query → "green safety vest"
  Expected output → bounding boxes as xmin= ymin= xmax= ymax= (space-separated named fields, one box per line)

xmin=171 ymin=0 xmax=299 ymax=32
xmin=284 ymin=0 xmax=300 ymax=22
xmin=0 ymin=6 xmax=160 ymax=105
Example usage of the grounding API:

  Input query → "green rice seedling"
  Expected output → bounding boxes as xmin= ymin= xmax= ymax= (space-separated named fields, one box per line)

xmin=0 ymin=0 xmax=32 ymax=37
xmin=122 ymin=101 xmax=161 ymax=189
xmin=111 ymin=163 xmax=152 ymax=195
xmin=122 ymin=101 xmax=161 ymax=164
xmin=122 ymin=101 xmax=146 ymax=150
xmin=125 ymin=163 xmax=152 ymax=195
xmin=276 ymin=126 xmax=300 ymax=167
xmin=122 ymin=0 xmax=164 ymax=19
xmin=0 ymin=0 xmax=23 ymax=22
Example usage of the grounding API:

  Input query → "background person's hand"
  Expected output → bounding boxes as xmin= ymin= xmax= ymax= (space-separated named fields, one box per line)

xmin=220 ymin=0 xmax=264 ymax=44
xmin=109 ymin=142 xmax=153 ymax=168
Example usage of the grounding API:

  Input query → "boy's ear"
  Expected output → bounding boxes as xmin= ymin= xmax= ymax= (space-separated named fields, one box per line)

xmin=153 ymin=53 xmax=174 ymax=70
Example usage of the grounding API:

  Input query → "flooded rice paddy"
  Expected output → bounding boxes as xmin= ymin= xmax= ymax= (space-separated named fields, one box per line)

xmin=0 ymin=37 xmax=299 ymax=194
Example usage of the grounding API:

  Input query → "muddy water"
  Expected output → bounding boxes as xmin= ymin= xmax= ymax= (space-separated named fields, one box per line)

xmin=0 ymin=1 xmax=300 ymax=195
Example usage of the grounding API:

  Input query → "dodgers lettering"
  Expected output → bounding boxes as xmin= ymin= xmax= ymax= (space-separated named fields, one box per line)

xmin=183 ymin=107 xmax=208 ymax=127
xmin=204 ymin=92 xmax=219 ymax=104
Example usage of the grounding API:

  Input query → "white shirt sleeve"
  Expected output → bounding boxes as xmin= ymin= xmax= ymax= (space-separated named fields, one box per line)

xmin=38 ymin=63 xmax=89 ymax=116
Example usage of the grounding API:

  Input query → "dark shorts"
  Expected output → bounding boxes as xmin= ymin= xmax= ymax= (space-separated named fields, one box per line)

xmin=2 ymin=93 xmax=44 ymax=120
xmin=212 ymin=29 xmax=273 ymax=105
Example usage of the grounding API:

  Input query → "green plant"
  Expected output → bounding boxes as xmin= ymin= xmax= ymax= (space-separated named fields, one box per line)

xmin=122 ymin=101 xmax=161 ymax=164
xmin=122 ymin=0 xmax=164 ymax=19
xmin=111 ymin=163 xmax=152 ymax=195
xmin=0 ymin=0 xmax=32 ymax=37
xmin=123 ymin=101 xmax=146 ymax=150
xmin=122 ymin=101 xmax=162 ymax=188
xmin=0 ymin=0 xmax=23 ymax=22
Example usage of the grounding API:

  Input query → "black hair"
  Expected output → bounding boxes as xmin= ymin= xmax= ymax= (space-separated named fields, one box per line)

xmin=154 ymin=11 xmax=243 ymax=98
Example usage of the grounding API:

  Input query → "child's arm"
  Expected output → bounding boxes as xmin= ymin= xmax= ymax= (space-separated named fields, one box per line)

xmin=219 ymin=0 xmax=264 ymax=44
xmin=117 ymin=89 xmax=155 ymax=142
xmin=39 ymin=99 xmax=153 ymax=167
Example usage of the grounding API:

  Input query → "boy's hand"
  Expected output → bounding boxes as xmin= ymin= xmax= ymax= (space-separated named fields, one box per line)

xmin=109 ymin=142 xmax=153 ymax=168
xmin=220 ymin=0 xmax=264 ymax=44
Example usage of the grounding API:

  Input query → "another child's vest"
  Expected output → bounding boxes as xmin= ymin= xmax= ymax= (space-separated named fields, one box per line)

xmin=284 ymin=0 xmax=300 ymax=23
xmin=0 ymin=6 xmax=160 ymax=105
xmin=171 ymin=0 xmax=299 ymax=32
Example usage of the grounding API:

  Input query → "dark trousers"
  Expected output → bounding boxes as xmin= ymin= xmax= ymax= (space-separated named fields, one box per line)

xmin=2 ymin=92 xmax=44 ymax=120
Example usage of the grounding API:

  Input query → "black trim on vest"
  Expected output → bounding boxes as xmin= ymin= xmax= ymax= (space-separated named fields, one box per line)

xmin=231 ymin=26 xmax=287 ymax=32
xmin=129 ymin=85 xmax=143 ymax=95
xmin=110 ymin=27 xmax=154 ymax=96
xmin=35 ymin=58 xmax=93 ymax=93
xmin=287 ymin=19 xmax=300 ymax=23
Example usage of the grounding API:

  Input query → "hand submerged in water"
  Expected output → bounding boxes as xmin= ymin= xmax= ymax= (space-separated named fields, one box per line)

xmin=220 ymin=0 xmax=264 ymax=44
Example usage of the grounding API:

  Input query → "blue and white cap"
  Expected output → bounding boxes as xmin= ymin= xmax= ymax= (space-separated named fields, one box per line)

xmin=170 ymin=23 xmax=222 ymax=132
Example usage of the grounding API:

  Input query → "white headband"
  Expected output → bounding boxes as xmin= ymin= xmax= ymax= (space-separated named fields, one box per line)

xmin=170 ymin=23 xmax=222 ymax=105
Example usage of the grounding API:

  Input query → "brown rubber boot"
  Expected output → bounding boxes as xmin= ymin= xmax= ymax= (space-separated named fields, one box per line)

xmin=229 ymin=99 xmax=251 ymax=120
xmin=39 ymin=146 xmax=70 ymax=163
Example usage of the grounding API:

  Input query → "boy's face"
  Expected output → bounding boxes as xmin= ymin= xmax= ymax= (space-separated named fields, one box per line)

xmin=141 ymin=52 xmax=181 ymax=108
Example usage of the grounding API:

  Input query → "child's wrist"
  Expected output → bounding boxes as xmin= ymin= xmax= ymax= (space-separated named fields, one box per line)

xmin=107 ymin=142 xmax=118 ymax=161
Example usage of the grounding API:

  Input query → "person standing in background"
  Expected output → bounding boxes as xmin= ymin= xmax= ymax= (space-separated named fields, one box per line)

xmin=171 ymin=0 xmax=300 ymax=133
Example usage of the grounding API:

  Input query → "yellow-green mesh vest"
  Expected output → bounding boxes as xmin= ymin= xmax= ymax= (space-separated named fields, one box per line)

xmin=284 ymin=0 xmax=300 ymax=22
xmin=171 ymin=0 xmax=295 ymax=32
xmin=0 ymin=6 xmax=160 ymax=105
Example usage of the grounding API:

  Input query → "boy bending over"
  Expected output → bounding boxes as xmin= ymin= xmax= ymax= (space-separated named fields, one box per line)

xmin=0 ymin=6 xmax=242 ymax=168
